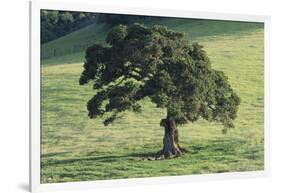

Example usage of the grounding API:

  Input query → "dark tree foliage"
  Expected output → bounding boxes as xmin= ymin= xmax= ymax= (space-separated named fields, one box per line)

xmin=41 ymin=10 xmax=96 ymax=43
xmin=97 ymin=14 xmax=144 ymax=26
xmin=79 ymin=24 xmax=240 ymax=159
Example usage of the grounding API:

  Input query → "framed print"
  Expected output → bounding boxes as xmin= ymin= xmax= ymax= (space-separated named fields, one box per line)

xmin=30 ymin=0 xmax=270 ymax=192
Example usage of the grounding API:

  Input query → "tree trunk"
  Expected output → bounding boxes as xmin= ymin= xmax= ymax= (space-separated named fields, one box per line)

xmin=157 ymin=117 xmax=182 ymax=159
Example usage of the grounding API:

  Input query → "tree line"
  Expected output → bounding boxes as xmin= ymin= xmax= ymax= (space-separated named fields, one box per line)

xmin=41 ymin=11 xmax=157 ymax=44
xmin=41 ymin=10 xmax=96 ymax=43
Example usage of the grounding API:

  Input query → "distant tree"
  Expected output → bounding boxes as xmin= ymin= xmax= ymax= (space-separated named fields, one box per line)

xmin=79 ymin=24 xmax=240 ymax=159
xmin=97 ymin=14 xmax=144 ymax=26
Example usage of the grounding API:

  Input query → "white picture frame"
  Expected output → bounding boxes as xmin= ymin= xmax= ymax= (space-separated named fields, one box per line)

xmin=30 ymin=0 xmax=270 ymax=192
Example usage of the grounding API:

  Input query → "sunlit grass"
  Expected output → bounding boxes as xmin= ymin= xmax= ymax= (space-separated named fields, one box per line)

xmin=40 ymin=21 xmax=264 ymax=183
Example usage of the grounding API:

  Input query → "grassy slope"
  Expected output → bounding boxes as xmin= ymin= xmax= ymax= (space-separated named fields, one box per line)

xmin=40 ymin=19 xmax=264 ymax=183
xmin=41 ymin=22 xmax=110 ymax=64
xmin=41 ymin=18 xmax=261 ymax=65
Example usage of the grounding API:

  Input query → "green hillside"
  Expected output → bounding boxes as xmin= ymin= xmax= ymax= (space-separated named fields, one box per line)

xmin=41 ymin=18 xmax=262 ymax=65
xmin=40 ymin=18 xmax=264 ymax=183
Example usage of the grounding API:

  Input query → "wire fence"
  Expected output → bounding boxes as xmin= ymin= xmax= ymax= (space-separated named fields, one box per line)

xmin=41 ymin=42 xmax=94 ymax=60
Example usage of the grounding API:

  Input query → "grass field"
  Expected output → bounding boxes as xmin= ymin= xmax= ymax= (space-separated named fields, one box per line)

xmin=42 ymin=18 xmax=262 ymax=65
xmin=40 ymin=18 xmax=264 ymax=183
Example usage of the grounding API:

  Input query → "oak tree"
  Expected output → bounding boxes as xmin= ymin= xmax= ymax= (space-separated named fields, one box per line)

xmin=79 ymin=24 xmax=240 ymax=159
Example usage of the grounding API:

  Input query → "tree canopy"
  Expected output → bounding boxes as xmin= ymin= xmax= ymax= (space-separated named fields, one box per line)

xmin=96 ymin=14 xmax=144 ymax=26
xmin=79 ymin=23 xmax=240 ymax=130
